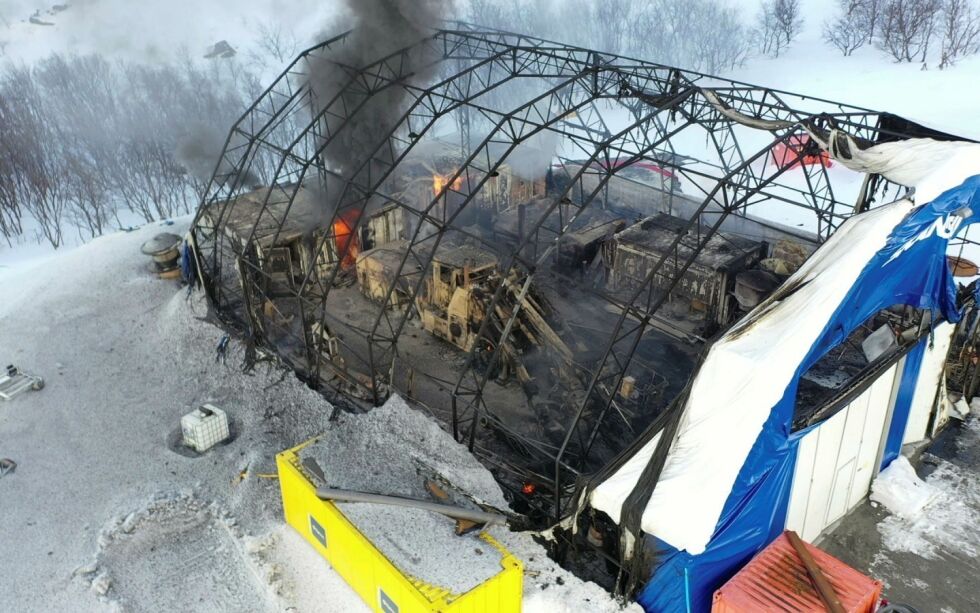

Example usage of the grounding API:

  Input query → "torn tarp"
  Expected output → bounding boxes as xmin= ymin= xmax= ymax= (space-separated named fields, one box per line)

xmin=590 ymin=173 xmax=980 ymax=611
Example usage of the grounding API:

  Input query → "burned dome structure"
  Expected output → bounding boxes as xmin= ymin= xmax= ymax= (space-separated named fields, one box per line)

xmin=189 ymin=24 xmax=980 ymax=606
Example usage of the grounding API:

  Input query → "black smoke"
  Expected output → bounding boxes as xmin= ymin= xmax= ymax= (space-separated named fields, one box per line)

xmin=308 ymin=0 xmax=453 ymax=195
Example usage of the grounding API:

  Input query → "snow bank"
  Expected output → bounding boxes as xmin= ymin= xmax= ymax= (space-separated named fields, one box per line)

xmin=0 ymin=0 xmax=335 ymax=65
xmin=299 ymin=397 xmax=509 ymax=594
xmin=875 ymin=454 xmax=980 ymax=560
xmin=78 ymin=492 xmax=281 ymax=611
xmin=871 ymin=456 xmax=937 ymax=519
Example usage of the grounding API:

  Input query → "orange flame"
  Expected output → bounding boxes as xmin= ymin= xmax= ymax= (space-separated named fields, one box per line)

xmin=333 ymin=209 xmax=360 ymax=268
xmin=432 ymin=173 xmax=462 ymax=195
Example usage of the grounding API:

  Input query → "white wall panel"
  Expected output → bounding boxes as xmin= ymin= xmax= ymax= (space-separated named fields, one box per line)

xmin=903 ymin=322 xmax=956 ymax=445
xmin=786 ymin=362 xmax=900 ymax=542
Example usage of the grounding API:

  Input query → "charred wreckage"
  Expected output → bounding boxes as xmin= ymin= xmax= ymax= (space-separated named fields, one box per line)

xmin=188 ymin=25 xmax=979 ymax=597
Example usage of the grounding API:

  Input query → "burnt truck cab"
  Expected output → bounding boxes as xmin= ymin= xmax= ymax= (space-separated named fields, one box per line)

xmin=420 ymin=246 xmax=498 ymax=352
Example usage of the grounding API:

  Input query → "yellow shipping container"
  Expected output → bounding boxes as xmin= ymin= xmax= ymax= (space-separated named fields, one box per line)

xmin=276 ymin=439 xmax=524 ymax=613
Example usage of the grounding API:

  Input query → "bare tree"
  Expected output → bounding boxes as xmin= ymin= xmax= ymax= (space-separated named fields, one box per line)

xmin=1 ymin=65 xmax=69 ymax=247
xmin=466 ymin=0 xmax=510 ymax=29
xmin=938 ymin=0 xmax=980 ymax=67
xmin=256 ymin=22 xmax=301 ymax=64
xmin=33 ymin=55 xmax=120 ymax=239
xmin=630 ymin=0 xmax=686 ymax=65
xmin=0 ymin=92 xmax=26 ymax=244
xmin=625 ymin=0 xmax=749 ymax=72
xmin=690 ymin=2 xmax=752 ymax=72
xmin=593 ymin=0 xmax=636 ymax=56
xmin=465 ymin=0 xmax=749 ymax=74
xmin=774 ymin=0 xmax=805 ymax=46
xmin=627 ymin=4 xmax=669 ymax=60
xmin=757 ymin=0 xmax=804 ymax=57
xmin=825 ymin=1 xmax=872 ymax=55
xmin=878 ymin=0 xmax=942 ymax=62
xmin=860 ymin=0 xmax=885 ymax=41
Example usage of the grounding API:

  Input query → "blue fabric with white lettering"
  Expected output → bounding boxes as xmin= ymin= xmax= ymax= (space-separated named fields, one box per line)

xmin=637 ymin=175 xmax=980 ymax=612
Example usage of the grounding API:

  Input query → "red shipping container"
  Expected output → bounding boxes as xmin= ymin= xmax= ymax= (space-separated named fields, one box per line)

xmin=712 ymin=532 xmax=882 ymax=613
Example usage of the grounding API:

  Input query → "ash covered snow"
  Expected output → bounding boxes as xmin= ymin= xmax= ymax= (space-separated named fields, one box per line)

xmin=299 ymin=397 xmax=509 ymax=594
xmin=0 ymin=219 xmax=636 ymax=611
xmin=341 ymin=504 xmax=504 ymax=595
xmin=299 ymin=396 xmax=509 ymax=508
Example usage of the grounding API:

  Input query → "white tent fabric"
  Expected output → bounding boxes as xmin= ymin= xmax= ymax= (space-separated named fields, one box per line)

xmin=590 ymin=201 xmax=912 ymax=554
xmin=816 ymin=135 xmax=980 ymax=203
xmin=590 ymin=140 xmax=980 ymax=555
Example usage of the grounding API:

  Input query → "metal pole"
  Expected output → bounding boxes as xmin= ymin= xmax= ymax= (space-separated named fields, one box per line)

xmin=315 ymin=487 xmax=508 ymax=526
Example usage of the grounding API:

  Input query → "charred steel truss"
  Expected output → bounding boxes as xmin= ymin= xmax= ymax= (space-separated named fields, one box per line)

xmin=190 ymin=24 xmax=934 ymax=523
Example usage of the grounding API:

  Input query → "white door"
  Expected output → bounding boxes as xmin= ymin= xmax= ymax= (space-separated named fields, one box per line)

xmin=785 ymin=362 xmax=901 ymax=542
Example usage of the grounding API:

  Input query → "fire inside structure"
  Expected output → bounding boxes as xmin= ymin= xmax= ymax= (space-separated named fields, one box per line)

xmin=189 ymin=24 xmax=980 ymax=605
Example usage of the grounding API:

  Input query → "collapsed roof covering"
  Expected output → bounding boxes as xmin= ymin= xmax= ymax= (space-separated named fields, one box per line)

xmin=610 ymin=169 xmax=980 ymax=612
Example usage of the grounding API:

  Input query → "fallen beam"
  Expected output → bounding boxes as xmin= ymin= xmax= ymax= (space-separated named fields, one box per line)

xmin=315 ymin=486 xmax=508 ymax=527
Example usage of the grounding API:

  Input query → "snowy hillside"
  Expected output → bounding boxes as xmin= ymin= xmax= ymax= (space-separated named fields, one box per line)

xmin=0 ymin=0 xmax=334 ymax=65
xmin=0 ymin=219 xmax=637 ymax=612
xmin=728 ymin=0 xmax=980 ymax=141
xmin=1 ymin=0 xmax=978 ymax=272
xmin=2 ymin=0 xmax=978 ymax=143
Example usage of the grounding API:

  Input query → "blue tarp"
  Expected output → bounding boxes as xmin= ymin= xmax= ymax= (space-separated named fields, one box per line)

xmin=880 ymin=338 xmax=929 ymax=471
xmin=181 ymin=241 xmax=197 ymax=286
xmin=637 ymin=175 xmax=980 ymax=612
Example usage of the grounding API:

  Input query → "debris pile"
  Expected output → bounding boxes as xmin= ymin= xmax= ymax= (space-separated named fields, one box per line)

xmin=871 ymin=456 xmax=937 ymax=519
xmin=0 ymin=364 xmax=44 ymax=401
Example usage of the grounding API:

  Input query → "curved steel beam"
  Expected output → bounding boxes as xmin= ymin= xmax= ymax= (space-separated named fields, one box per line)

xmin=449 ymin=89 xmax=701 ymax=447
xmin=551 ymin=123 xmax=817 ymax=520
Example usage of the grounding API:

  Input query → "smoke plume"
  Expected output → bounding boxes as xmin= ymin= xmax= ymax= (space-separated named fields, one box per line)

xmin=308 ymin=0 xmax=453 ymax=201
xmin=508 ymin=131 xmax=561 ymax=181
xmin=175 ymin=121 xmax=229 ymax=182
xmin=176 ymin=122 xmax=259 ymax=189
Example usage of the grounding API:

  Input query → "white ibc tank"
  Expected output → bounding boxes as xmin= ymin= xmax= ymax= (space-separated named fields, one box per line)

xmin=181 ymin=404 xmax=230 ymax=452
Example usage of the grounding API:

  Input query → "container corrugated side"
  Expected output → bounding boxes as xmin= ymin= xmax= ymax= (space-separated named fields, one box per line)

xmin=712 ymin=532 xmax=882 ymax=612
xmin=276 ymin=438 xmax=523 ymax=613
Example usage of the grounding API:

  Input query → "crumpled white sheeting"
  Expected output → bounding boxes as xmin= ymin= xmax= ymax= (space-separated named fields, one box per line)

xmin=590 ymin=137 xmax=980 ymax=554
xmin=822 ymin=135 xmax=980 ymax=204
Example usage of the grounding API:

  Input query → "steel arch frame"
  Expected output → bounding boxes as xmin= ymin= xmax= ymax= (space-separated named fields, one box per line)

xmin=190 ymin=26 xmax=942 ymax=525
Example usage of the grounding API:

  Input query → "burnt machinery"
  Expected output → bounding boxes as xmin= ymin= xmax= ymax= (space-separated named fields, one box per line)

xmin=190 ymin=24 xmax=950 ymax=528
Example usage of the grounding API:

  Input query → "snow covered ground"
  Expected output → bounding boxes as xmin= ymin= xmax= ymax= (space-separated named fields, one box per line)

xmin=821 ymin=415 xmax=980 ymax=612
xmin=0 ymin=0 xmax=335 ymax=65
xmin=727 ymin=1 xmax=980 ymax=142
xmin=0 ymin=219 xmax=637 ymax=612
